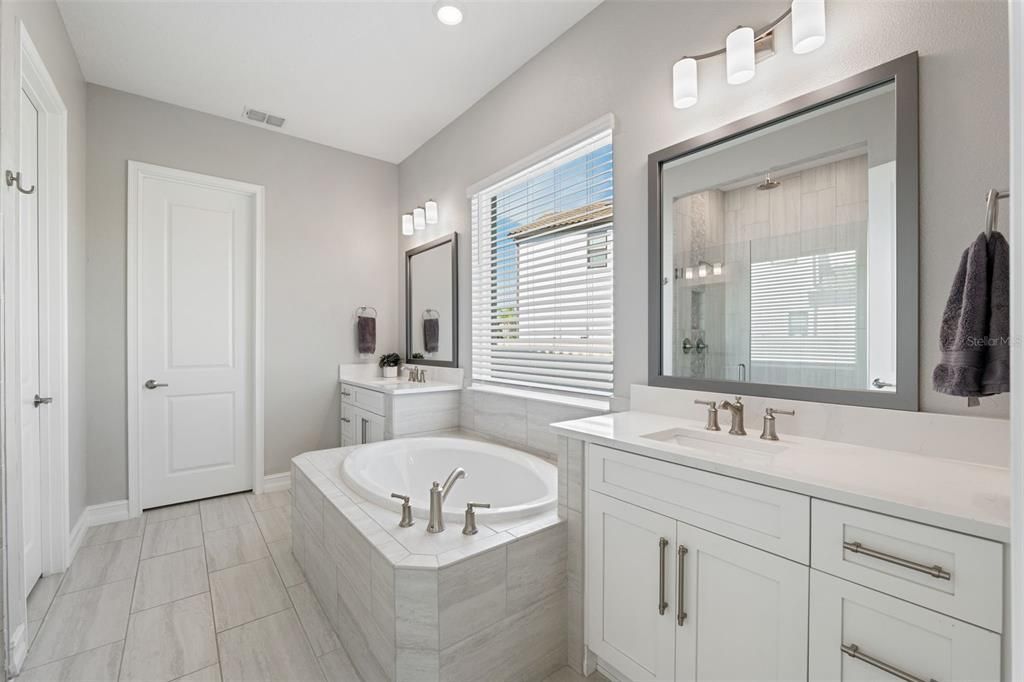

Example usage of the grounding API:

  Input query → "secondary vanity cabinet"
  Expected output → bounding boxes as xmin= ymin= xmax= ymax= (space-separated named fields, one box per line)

xmin=584 ymin=443 xmax=1005 ymax=682
xmin=340 ymin=382 xmax=386 ymax=446
xmin=587 ymin=445 xmax=810 ymax=682
xmin=339 ymin=379 xmax=460 ymax=446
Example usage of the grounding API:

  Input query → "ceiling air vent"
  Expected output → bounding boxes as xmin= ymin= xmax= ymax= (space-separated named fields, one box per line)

xmin=242 ymin=107 xmax=285 ymax=128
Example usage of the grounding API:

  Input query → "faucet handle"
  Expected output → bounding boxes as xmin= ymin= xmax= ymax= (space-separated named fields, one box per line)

xmin=462 ymin=502 xmax=491 ymax=536
xmin=760 ymin=407 xmax=795 ymax=441
xmin=694 ymin=399 xmax=720 ymax=431
xmin=390 ymin=493 xmax=415 ymax=528
xmin=766 ymin=407 xmax=795 ymax=417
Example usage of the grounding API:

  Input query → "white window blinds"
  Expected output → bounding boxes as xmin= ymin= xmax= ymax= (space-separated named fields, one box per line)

xmin=470 ymin=130 xmax=613 ymax=400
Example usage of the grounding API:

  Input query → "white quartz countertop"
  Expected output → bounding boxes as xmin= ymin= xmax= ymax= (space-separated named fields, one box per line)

xmin=551 ymin=411 xmax=1010 ymax=542
xmin=339 ymin=375 xmax=462 ymax=395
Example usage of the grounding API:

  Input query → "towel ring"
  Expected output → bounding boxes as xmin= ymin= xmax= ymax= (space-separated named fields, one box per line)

xmin=422 ymin=309 xmax=440 ymax=320
xmin=356 ymin=306 xmax=377 ymax=319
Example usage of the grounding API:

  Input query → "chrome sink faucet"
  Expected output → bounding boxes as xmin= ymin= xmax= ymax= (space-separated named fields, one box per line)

xmin=427 ymin=467 xmax=466 ymax=533
xmin=718 ymin=396 xmax=746 ymax=436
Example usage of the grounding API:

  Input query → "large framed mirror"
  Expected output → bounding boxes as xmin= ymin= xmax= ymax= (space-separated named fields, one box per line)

xmin=406 ymin=233 xmax=458 ymax=367
xmin=648 ymin=53 xmax=918 ymax=410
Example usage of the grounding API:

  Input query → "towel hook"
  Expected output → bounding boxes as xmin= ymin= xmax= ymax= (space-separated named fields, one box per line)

xmin=422 ymin=309 xmax=440 ymax=320
xmin=356 ymin=306 xmax=377 ymax=319
xmin=5 ymin=170 xmax=35 ymax=194
xmin=985 ymin=189 xmax=1009 ymax=236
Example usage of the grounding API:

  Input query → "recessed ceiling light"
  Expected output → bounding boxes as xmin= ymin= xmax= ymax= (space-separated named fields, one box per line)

xmin=434 ymin=1 xmax=464 ymax=26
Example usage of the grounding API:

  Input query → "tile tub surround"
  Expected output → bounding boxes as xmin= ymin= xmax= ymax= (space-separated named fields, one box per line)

xmin=291 ymin=443 xmax=568 ymax=682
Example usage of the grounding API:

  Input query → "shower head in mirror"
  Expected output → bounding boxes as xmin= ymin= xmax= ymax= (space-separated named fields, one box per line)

xmin=756 ymin=173 xmax=780 ymax=191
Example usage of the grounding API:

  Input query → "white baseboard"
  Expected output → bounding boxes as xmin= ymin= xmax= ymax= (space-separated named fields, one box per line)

xmin=68 ymin=499 xmax=131 ymax=561
xmin=262 ymin=471 xmax=291 ymax=492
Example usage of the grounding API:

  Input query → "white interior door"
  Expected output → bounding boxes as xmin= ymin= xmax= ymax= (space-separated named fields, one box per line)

xmin=19 ymin=87 xmax=42 ymax=595
xmin=135 ymin=167 xmax=258 ymax=509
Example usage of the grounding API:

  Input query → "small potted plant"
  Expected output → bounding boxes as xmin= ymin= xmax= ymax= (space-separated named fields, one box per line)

xmin=379 ymin=352 xmax=401 ymax=378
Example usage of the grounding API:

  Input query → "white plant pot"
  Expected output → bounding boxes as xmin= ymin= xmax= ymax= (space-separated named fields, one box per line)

xmin=382 ymin=366 xmax=398 ymax=378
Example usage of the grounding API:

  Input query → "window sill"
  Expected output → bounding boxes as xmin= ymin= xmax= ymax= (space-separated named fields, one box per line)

xmin=466 ymin=384 xmax=609 ymax=412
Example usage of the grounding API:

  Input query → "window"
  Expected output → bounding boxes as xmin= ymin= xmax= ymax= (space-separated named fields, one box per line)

xmin=470 ymin=129 xmax=613 ymax=401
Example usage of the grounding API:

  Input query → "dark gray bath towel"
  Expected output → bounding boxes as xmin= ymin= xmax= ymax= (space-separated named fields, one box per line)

xmin=423 ymin=317 xmax=440 ymax=353
xmin=357 ymin=315 xmax=376 ymax=354
xmin=933 ymin=233 xmax=989 ymax=404
xmin=981 ymin=232 xmax=1011 ymax=395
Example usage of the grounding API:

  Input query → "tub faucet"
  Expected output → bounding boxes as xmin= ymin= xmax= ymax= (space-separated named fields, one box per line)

xmin=427 ymin=467 xmax=466 ymax=533
xmin=719 ymin=396 xmax=746 ymax=436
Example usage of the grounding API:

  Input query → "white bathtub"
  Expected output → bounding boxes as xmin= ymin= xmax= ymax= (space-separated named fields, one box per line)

xmin=341 ymin=437 xmax=557 ymax=523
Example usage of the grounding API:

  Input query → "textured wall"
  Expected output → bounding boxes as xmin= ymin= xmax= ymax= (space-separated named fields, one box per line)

xmin=86 ymin=86 xmax=399 ymax=505
xmin=397 ymin=0 xmax=1010 ymax=418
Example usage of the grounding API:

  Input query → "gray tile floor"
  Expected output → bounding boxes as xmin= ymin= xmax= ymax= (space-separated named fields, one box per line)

xmin=21 ymin=489 xmax=590 ymax=682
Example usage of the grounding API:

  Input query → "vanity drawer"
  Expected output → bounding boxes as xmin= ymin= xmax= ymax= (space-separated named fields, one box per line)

xmin=340 ymin=382 xmax=386 ymax=416
xmin=809 ymin=571 xmax=1000 ymax=682
xmin=587 ymin=444 xmax=810 ymax=563
xmin=811 ymin=500 xmax=1003 ymax=631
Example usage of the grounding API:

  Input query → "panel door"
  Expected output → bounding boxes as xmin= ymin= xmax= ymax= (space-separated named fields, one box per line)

xmin=675 ymin=522 xmax=809 ymax=682
xmin=137 ymin=169 xmax=256 ymax=508
xmin=587 ymin=492 xmax=676 ymax=681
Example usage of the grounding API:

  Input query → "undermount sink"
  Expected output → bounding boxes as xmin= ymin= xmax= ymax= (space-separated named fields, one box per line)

xmin=641 ymin=427 xmax=787 ymax=456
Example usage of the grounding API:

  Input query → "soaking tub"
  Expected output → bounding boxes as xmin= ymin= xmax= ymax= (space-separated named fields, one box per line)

xmin=340 ymin=436 xmax=557 ymax=523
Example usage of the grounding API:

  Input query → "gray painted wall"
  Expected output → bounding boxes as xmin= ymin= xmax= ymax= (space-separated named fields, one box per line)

xmin=397 ymin=0 xmax=1010 ymax=418
xmin=86 ymin=85 xmax=398 ymax=505
xmin=5 ymin=0 xmax=90 ymax=524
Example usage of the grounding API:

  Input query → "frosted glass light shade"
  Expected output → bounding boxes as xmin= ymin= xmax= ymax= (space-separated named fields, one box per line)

xmin=726 ymin=27 xmax=756 ymax=85
xmin=672 ymin=58 xmax=699 ymax=109
xmin=413 ymin=207 xmax=426 ymax=231
xmin=425 ymin=199 xmax=439 ymax=224
xmin=791 ymin=0 xmax=826 ymax=54
xmin=401 ymin=214 xmax=414 ymax=236
xmin=434 ymin=1 xmax=464 ymax=26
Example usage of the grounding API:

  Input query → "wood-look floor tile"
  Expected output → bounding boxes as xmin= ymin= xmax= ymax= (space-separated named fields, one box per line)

xmin=209 ymin=557 xmax=291 ymax=631
xmin=218 ymin=609 xmax=324 ymax=682
xmin=204 ymin=523 xmax=268 ymax=572
xmin=133 ymin=547 xmax=208 ymax=612
xmin=59 ymin=536 xmax=141 ymax=595
xmin=18 ymin=641 xmax=123 ymax=682
xmin=82 ymin=517 xmax=145 ymax=547
xmin=24 ymin=578 xmax=133 ymax=669
xmin=27 ymin=574 xmax=63 ymax=621
xmin=318 ymin=648 xmax=361 ymax=681
xmin=120 ymin=593 xmax=218 ymax=682
xmin=253 ymin=505 xmax=291 ymax=543
xmin=246 ymin=490 xmax=290 ymax=512
xmin=145 ymin=501 xmax=200 ymax=525
xmin=200 ymin=495 xmax=255 ymax=533
xmin=174 ymin=664 xmax=222 ymax=682
xmin=141 ymin=515 xmax=203 ymax=559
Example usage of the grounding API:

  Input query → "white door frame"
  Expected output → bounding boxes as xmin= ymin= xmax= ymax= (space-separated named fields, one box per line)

xmin=126 ymin=161 xmax=265 ymax=517
xmin=0 ymin=20 xmax=70 ymax=674
xmin=1009 ymin=1 xmax=1023 ymax=678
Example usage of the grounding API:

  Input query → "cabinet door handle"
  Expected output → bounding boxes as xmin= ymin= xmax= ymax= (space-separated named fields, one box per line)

xmin=361 ymin=418 xmax=368 ymax=444
xmin=843 ymin=541 xmax=951 ymax=580
xmin=676 ymin=544 xmax=688 ymax=626
xmin=658 ymin=538 xmax=668 ymax=615
xmin=841 ymin=644 xmax=938 ymax=682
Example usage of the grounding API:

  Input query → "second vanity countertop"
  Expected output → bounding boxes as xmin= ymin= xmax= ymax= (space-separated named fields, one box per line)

xmin=339 ymin=375 xmax=462 ymax=395
xmin=551 ymin=410 xmax=1010 ymax=542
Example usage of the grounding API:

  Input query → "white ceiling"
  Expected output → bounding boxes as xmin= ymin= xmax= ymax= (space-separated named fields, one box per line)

xmin=57 ymin=1 xmax=601 ymax=163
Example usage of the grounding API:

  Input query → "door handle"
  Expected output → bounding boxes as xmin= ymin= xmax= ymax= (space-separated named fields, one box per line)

xmin=658 ymin=538 xmax=669 ymax=615
xmin=144 ymin=379 xmax=169 ymax=390
xmin=33 ymin=394 xmax=52 ymax=408
xmin=677 ymin=544 xmax=688 ymax=626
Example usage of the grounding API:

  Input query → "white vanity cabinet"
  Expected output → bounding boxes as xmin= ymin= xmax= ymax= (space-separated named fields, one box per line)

xmin=583 ymin=443 xmax=1005 ymax=682
xmin=339 ymin=380 xmax=460 ymax=446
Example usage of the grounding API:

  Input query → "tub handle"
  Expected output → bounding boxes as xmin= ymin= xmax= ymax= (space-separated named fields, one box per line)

xmin=390 ymin=493 xmax=414 ymax=528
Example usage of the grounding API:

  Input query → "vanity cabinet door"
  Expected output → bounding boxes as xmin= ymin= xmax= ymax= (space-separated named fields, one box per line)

xmin=587 ymin=492 xmax=677 ymax=682
xmin=353 ymin=408 xmax=385 ymax=445
xmin=808 ymin=571 xmax=1001 ymax=682
xmin=674 ymin=522 xmax=808 ymax=682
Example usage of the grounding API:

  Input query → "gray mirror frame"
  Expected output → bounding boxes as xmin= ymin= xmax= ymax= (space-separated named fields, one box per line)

xmin=647 ymin=52 xmax=919 ymax=410
xmin=405 ymin=232 xmax=459 ymax=368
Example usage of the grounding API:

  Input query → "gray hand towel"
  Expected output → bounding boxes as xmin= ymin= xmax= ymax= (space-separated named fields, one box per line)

xmin=423 ymin=318 xmax=440 ymax=353
xmin=981 ymin=232 xmax=1010 ymax=395
xmin=933 ymin=233 xmax=989 ymax=403
xmin=357 ymin=315 xmax=376 ymax=354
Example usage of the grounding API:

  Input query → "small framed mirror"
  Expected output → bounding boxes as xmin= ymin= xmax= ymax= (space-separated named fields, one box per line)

xmin=406 ymin=233 xmax=458 ymax=367
xmin=648 ymin=53 xmax=918 ymax=410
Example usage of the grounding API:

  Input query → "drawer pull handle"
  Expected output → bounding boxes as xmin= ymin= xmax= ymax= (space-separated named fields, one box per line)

xmin=676 ymin=544 xmax=688 ymax=626
xmin=341 ymin=417 xmax=351 ymax=423
xmin=341 ymin=391 xmax=351 ymax=397
xmin=841 ymin=644 xmax=938 ymax=682
xmin=658 ymin=538 xmax=668 ymax=615
xmin=843 ymin=541 xmax=951 ymax=580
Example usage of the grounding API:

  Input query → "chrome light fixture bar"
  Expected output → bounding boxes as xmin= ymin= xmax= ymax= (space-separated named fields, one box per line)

xmin=672 ymin=0 xmax=826 ymax=109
